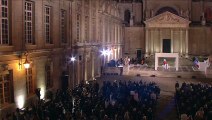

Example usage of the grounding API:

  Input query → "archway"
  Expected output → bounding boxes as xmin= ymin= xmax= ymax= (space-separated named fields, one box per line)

xmin=124 ymin=9 xmax=131 ymax=25
xmin=155 ymin=6 xmax=179 ymax=16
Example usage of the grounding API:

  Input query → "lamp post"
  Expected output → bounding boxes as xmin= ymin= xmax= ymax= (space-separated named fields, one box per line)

xmin=71 ymin=57 xmax=76 ymax=88
xmin=23 ymin=54 xmax=30 ymax=94
xmin=23 ymin=57 xmax=30 ymax=69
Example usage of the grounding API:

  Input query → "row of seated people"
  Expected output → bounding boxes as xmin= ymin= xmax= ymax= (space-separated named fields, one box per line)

xmin=175 ymin=82 xmax=212 ymax=120
xmin=9 ymin=80 xmax=160 ymax=120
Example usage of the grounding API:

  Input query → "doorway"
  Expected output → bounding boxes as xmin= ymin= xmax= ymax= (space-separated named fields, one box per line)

xmin=136 ymin=49 xmax=142 ymax=60
xmin=163 ymin=39 xmax=171 ymax=53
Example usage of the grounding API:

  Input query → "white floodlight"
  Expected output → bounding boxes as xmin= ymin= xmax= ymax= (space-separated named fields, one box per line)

xmin=71 ymin=57 xmax=76 ymax=62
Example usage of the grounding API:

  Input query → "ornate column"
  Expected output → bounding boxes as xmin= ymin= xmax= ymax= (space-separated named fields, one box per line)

xmin=117 ymin=25 xmax=120 ymax=58
xmin=120 ymin=26 xmax=123 ymax=58
xmin=159 ymin=29 xmax=163 ymax=53
xmin=102 ymin=16 xmax=106 ymax=45
xmin=115 ymin=48 xmax=117 ymax=60
xmin=180 ymin=29 xmax=183 ymax=55
xmin=185 ymin=29 xmax=189 ymax=57
xmin=76 ymin=59 xmax=80 ymax=85
xmin=150 ymin=29 xmax=154 ymax=55
xmin=145 ymin=28 xmax=149 ymax=57
xmin=91 ymin=51 xmax=95 ymax=79
xmin=171 ymin=29 xmax=174 ymax=53
xmin=116 ymin=23 xmax=119 ymax=59
xmin=107 ymin=19 xmax=110 ymax=44
xmin=84 ymin=53 xmax=87 ymax=81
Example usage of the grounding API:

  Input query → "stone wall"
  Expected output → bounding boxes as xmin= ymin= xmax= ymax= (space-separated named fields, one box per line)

xmin=189 ymin=27 xmax=212 ymax=55
xmin=0 ymin=0 xmax=71 ymax=116
xmin=124 ymin=26 xmax=212 ymax=57
xmin=118 ymin=2 xmax=143 ymax=25
xmin=124 ymin=27 xmax=145 ymax=58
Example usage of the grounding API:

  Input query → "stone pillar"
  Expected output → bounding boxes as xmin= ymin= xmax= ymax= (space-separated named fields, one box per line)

xmin=145 ymin=28 xmax=149 ymax=57
xmin=159 ymin=29 xmax=163 ymax=53
xmin=150 ymin=29 xmax=154 ymax=55
xmin=176 ymin=54 xmax=179 ymax=71
xmin=76 ymin=60 xmax=80 ymax=85
xmin=115 ymin=48 xmax=117 ymax=60
xmin=171 ymin=29 xmax=174 ymax=53
xmin=185 ymin=29 xmax=189 ymax=57
xmin=107 ymin=19 xmax=110 ymax=44
xmin=120 ymin=26 xmax=123 ymax=58
xmin=102 ymin=17 xmax=106 ymax=44
xmin=97 ymin=52 xmax=101 ymax=77
xmin=155 ymin=54 xmax=158 ymax=70
xmin=91 ymin=51 xmax=95 ymax=79
xmin=117 ymin=26 xmax=120 ymax=58
xmin=114 ymin=24 xmax=117 ymax=44
xmin=84 ymin=54 xmax=87 ymax=81
xmin=180 ymin=29 xmax=183 ymax=55
xmin=120 ymin=46 xmax=122 ymax=59
xmin=117 ymin=47 xmax=120 ymax=59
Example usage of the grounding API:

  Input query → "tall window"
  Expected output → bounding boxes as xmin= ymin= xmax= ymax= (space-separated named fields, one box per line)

xmin=0 ymin=71 xmax=13 ymax=105
xmin=45 ymin=65 xmax=52 ymax=89
xmin=0 ymin=0 xmax=9 ymax=45
xmin=84 ymin=1 xmax=89 ymax=40
xmin=85 ymin=16 xmax=89 ymax=40
xmin=76 ymin=14 xmax=80 ymax=41
xmin=61 ymin=10 xmax=67 ymax=43
xmin=44 ymin=6 xmax=52 ymax=44
xmin=26 ymin=68 xmax=33 ymax=95
xmin=25 ymin=1 xmax=34 ymax=44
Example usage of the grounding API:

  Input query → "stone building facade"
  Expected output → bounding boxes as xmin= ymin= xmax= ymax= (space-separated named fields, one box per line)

xmin=120 ymin=0 xmax=212 ymax=58
xmin=1 ymin=0 xmax=212 ymax=117
xmin=0 ymin=0 xmax=123 ymax=116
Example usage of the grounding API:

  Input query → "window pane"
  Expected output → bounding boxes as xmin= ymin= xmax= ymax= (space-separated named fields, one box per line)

xmin=25 ymin=1 xmax=33 ymax=44
xmin=1 ymin=0 xmax=9 ymax=45
xmin=0 ymin=72 xmax=12 ymax=104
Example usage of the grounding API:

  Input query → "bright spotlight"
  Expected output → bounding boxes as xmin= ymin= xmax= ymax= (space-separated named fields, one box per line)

xmin=71 ymin=57 xmax=76 ymax=62
xmin=101 ymin=49 xmax=112 ymax=56
xmin=101 ymin=49 xmax=107 ymax=56
xmin=17 ymin=95 xmax=25 ymax=108
xmin=40 ymin=87 xmax=45 ymax=99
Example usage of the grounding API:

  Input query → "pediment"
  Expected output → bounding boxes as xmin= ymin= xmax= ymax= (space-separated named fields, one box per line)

xmin=144 ymin=11 xmax=191 ymax=28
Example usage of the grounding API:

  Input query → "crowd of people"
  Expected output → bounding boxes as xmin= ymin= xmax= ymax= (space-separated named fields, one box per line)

xmin=175 ymin=82 xmax=212 ymax=120
xmin=107 ymin=57 xmax=146 ymax=67
xmin=5 ymin=80 xmax=160 ymax=120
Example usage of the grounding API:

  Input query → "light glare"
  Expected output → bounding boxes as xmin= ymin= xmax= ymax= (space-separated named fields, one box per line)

xmin=40 ymin=87 xmax=45 ymax=99
xmin=101 ymin=49 xmax=112 ymax=56
xmin=17 ymin=95 xmax=25 ymax=108
xmin=71 ymin=57 xmax=76 ymax=62
xmin=23 ymin=63 xmax=30 ymax=69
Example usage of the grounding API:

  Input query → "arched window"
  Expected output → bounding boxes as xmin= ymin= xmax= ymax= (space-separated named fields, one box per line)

xmin=124 ymin=9 xmax=131 ymax=25
xmin=155 ymin=7 xmax=179 ymax=16
xmin=205 ymin=7 xmax=212 ymax=21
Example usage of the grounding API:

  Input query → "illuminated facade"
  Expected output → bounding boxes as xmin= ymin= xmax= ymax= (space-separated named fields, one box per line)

xmin=120 ymin=0 xmax=212 ymax=58
xmin=0 ymin=0 xmax=123 ymax=116
xmin=1 ymin=0 xmax=212 ymax=117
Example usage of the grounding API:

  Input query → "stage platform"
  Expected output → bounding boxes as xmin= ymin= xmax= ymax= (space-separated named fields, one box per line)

xmin=124 ymin=65 xmax=212 ymax=79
